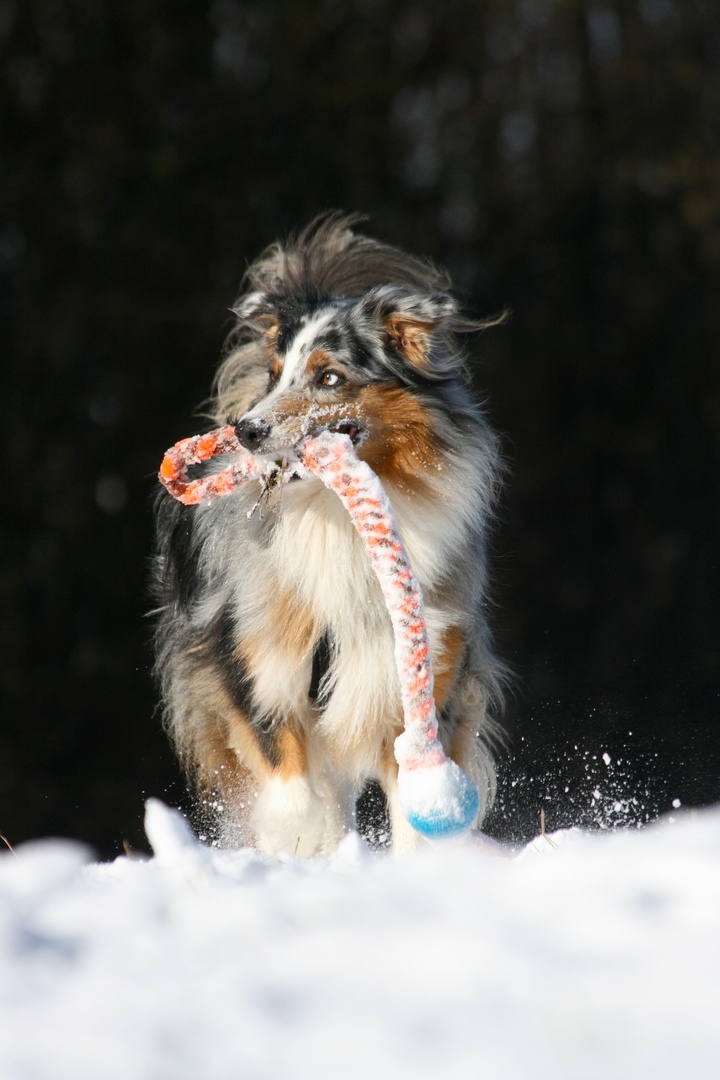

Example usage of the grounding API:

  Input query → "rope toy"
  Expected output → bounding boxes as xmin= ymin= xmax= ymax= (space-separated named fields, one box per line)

xmin=159 ymin=426 xmax=480 ymax=840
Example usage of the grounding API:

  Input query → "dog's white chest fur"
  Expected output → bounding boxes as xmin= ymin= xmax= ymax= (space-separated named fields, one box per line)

xmin=231 ymin=477 xmax=453 ymax=777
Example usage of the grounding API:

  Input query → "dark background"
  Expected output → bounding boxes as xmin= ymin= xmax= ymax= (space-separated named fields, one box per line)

xmin=2 ymin=0 xmax=719 ymax=857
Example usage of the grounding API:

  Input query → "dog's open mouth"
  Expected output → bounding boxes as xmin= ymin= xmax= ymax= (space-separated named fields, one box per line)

xmin=277 ymin=421 xmax=363 ymax=484
xmin=327 ymin=421 xmax=361 ymax=444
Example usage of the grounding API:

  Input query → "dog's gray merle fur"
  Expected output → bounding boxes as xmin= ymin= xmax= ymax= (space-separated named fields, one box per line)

xmin=153 ymin=213 xmax=506 ymax=856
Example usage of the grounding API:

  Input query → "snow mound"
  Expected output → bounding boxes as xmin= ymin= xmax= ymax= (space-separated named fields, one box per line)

xmin=1 ymin=800 xmax=719 ymax=1080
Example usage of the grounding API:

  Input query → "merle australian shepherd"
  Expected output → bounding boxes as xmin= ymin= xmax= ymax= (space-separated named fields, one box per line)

xmin=153 ymin=214 xmax=505 ymax=856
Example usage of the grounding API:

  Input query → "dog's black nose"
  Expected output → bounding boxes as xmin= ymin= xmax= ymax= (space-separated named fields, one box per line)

xmin=235 ymin=416 xmax=271 ymax=451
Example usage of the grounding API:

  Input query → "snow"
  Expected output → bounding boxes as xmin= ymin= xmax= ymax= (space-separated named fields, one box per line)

xmin=1 ymin=801 xmax=719 ymax=1079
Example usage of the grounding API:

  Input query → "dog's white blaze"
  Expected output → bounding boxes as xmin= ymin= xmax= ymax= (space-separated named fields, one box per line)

xmin=276 ymin=306 xmax=339 ymax=391
xmin=240 ymin=306 xmax=341 ymax=426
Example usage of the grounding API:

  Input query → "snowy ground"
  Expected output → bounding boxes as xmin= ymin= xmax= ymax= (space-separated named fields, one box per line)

xmin=1 ymin=800 xmax=719 ymax=1080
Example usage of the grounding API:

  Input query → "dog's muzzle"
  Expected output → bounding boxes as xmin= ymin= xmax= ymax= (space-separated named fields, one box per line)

xmin=235 ymin=416 xmax=362 ymax=454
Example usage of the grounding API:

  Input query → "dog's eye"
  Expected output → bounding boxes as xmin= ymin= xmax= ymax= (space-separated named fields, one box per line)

xmin=320 ymin=371 xmax=344 ymax=388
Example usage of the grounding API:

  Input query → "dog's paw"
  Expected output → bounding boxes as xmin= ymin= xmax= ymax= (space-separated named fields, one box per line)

xmin=252 ymin=775 xmax=350 ymax=857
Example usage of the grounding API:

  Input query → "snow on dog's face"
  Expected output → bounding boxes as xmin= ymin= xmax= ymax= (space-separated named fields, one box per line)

xmin=232 ymin=286 xmax=457 ymax=489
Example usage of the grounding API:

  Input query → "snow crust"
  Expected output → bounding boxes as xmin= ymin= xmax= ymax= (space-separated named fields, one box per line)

xmin=2 ymin=799 xmax=719 ymax=1080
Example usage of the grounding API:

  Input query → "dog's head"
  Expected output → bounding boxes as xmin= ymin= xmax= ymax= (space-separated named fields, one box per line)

xmin=231 ymin=285 xmax=460 ymax=475
xmin=212 ymin=215 xmax=502 ymax=490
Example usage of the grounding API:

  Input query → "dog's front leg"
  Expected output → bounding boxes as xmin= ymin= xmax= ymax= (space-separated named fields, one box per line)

xmin=378 ymin=747 xmax=427 ymax=856
xmin=253 ymin=774 xmax=328 ymax=857
xmin=250 ymin=728 xmax=355 ymax=857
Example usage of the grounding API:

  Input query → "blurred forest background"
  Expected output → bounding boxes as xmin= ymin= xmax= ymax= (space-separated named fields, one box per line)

xmin=2 ymin=0 xmax=719 ymax=856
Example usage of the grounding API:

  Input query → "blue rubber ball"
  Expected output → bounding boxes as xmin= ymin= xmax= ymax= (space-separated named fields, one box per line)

xmin=405 ymin=775 xmax=480 ymax=838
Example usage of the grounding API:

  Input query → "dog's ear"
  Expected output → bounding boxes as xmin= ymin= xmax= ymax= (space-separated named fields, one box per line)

xmin=359 ymin=285 xmax=457 ymax=374
xmin=231 ymin=291 xmax=279 ymax=341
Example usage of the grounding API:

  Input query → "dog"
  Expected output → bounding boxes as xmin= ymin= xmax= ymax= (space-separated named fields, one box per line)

xmin=153 ymin=213 xmax=505 ymax=855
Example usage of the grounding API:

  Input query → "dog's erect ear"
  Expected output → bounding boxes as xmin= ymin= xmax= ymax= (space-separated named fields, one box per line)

xmin=359 ymin=285 xmax=457 ymax=373
xmin=231 ymin=291 xmax=279 ymax=341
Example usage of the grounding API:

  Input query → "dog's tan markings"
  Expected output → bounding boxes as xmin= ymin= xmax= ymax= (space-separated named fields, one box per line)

xmin=225 ymin=708 xmax=276 ymax=782
xmin=261 ymin=323 xmax=282 ymax=380
xmin=195 ymin=713 xmax=247 ymax=787
xmin=275 ymin=726 xmax=308 ymax=780
xmin=354 ymin=384 xmax=442 ymax=493
xmin=431 ymin=625 xmax=465 ymax=708
xmin=306 ymin=348 xmax=334 ymax=378
xmin=186 ymin=658 xmax=311 ymax=789
xmin=448 ymin=718 xmax=479 ymax=779
xmin=385 ymin=313 xmax=436 ymax=370
xmin=241 ymin=586 xmax=318 ymax=669
xmin=261 ymin=318 xmax=279 ymax=347
xmin=270 ymin=353 xmax=283 ymax=380
xmin=176 ymin=665 xmax=272 ymax=788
